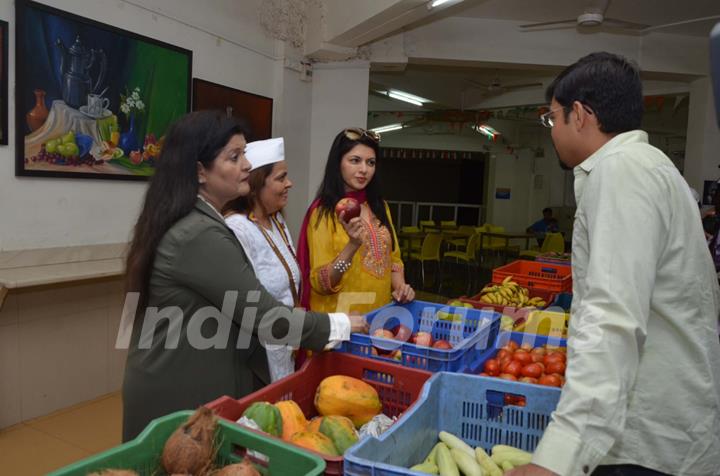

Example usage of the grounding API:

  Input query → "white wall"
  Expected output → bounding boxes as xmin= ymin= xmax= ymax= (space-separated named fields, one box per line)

xmin=0 ymin=0 xmax=279 ymax=251
xmin=684 ymin=77 xmax=720 ymax=194
xmin=307 ymin=61 xmax=371 ymax=203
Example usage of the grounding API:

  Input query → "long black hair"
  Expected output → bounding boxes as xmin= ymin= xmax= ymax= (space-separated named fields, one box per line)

xmin=125 ymin=110 xmax=248 ymax=310
xmin=314 ymin=129 xmax=395 ymax=249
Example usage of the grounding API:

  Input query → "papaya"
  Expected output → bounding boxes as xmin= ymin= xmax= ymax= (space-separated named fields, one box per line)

xmin=306 ymin=416 xmax=323 ymax=433
xmin=274 ymin=400 xmax=307 ymax=441
xmin=318 ymin=415 xmax=359 ymax=454
xmin=289 ymin=431 xmax=340 ymax=456
xmin=242 ymin=402 xmax=282 ymax=437
xmin=314 ymin=375 xmax=382 ymax=428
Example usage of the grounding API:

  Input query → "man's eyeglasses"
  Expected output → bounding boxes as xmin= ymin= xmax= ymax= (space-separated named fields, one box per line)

xmin=539 ymin=104 xmax=593 ymax=128
xmin=344 ymin=127 xmax=381 ymax=143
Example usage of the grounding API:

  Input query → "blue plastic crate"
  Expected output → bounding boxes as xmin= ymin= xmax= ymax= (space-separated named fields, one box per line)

xmin=338 ymin=300 xmax=500 ymax=372
xmin=461 ymin=331 xmax=568 ymax=375
xmin=344 ymin=372 xmax=560 ymax=476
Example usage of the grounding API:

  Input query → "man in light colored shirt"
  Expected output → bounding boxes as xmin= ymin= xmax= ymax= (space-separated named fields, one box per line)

xmin=509 ymin=52 xmax=720 ymax=476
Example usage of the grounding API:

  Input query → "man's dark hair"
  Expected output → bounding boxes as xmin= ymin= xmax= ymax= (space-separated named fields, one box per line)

xmin=543 ymin=207 xmax=552 ymax=215
xmin=546 ymin=52 xmax=643 ymax=133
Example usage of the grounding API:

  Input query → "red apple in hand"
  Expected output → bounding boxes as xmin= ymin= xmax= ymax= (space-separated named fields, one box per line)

xmin=392 ymin=324 xmax=412 ymax=342
xmin=432 ymin=340 xmax=453 ymax=350
xmin=335 ymin=198 xmax=361 ymax=222
xmin=411 ymin=331 xmax=434 ymax=347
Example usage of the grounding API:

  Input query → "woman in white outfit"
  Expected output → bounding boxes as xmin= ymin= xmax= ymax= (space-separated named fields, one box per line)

xmin=224 ymin=137 xmax=300 ymax=381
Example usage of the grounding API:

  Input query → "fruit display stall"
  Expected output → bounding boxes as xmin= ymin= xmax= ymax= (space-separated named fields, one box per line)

xmin=50 ymin=263 xmax=573 ymax=476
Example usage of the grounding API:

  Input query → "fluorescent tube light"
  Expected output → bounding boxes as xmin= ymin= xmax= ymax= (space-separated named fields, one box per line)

xmin=430 ymin=0 xmax=453 ymax=8
xmin=371 ymin=123 xmax=404 ymax=133
xmin=386 ymin=89 xmax=429 ymax=107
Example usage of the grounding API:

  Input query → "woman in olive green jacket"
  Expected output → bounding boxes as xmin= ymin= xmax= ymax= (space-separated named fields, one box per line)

xmin=121 ymin=111 xmax=367 ymax=441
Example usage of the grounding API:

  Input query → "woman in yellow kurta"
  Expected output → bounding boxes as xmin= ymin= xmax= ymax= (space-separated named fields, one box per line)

xmin=297 ymin=128 xmax=415 ymax=314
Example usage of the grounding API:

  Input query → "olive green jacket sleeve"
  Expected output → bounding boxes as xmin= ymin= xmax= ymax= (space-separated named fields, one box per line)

xmin=169 ymin=200 xmax=332 ymax=351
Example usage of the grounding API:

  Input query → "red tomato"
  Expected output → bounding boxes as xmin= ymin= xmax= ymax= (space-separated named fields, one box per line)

xmin=478 ymin=372 xmax=490 ymax=377
xmin=496 ymin=349 xmax=510 ymax=361
xmin=503 ymin=360 xmax=523 ymax=377
xmin=483 ymin=358 xmax=500 ymax=376
xmin=547 ymin=351 xmax=567 ymax=362
xmin=499 ymin=356 xmax=512 ymax=370
xmin=498 ymin=373 xmax=518 ymax=381
xmin=535 ymin=362 xmax=545 ymax=373
xmin=520 ymin=342 xmax=533 ymax=351
xmin=543 ymin=353 xmax=564 ymax=367
xmin=519 ymin=376 xmax=538 ymax=385
xmin=530 ymin=347 xmax=547 ymax=356
xmin=531 ymin=353 xmax=545 ymax=363
xmin=512 ymin=350 xmax=533 ymax=365
xmin=538 ymin=374 xmax=562 ymax=387
xmin=520 ymin=363 xmax=543 ymax=379
xmin=551 ymin=373 xmax=566 ymax=386
xmin=504 ymin=395 xmax=527 ymax=406
xmin=507 ymin=341 xmax=519 ymax=351
xmin=546 ymin=361 xmax=566 ymax=376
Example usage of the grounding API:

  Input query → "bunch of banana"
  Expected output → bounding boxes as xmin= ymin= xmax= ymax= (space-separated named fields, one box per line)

xmin=478 ymin=276 xmax=547 ymax=308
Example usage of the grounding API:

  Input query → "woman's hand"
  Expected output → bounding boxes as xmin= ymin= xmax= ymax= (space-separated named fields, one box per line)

xmin=392 ymin=283 xmax=415 ymax=304
xmin=339 ymin=213 xmax=364 ymax=247
xmin=348 ymin=314 xmax=369 ymax=334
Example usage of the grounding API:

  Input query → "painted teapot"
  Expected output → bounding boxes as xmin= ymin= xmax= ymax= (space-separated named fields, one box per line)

xmin=56 ymin=35 xmax=107 ymax=109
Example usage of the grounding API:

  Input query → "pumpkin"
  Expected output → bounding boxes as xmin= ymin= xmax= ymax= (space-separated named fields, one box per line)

xmin=314 ymin=375 xmax=382 ymax=428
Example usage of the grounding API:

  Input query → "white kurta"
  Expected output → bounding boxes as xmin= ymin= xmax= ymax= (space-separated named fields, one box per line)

xmin=226 ymin=212 xmax=300 ymax=382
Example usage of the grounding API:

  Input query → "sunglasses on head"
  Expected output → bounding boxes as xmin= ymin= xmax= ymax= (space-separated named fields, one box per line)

xmin=343 ymin=127 xmax=381 ymax=143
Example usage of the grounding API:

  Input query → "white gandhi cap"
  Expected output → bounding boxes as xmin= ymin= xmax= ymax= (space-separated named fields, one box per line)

xmin=245 ymin=137 xmax=285 ymax=171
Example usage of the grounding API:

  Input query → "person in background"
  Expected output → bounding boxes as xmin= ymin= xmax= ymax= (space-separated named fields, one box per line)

xmin=508 ymin=52 xmax=720 ymax=476
xmin=297 ymin=128 xmax=415 ymax=314
xmin=224 ymin=137 xmax=300 ymax=382
xmin=122 ymin=112 xmax=367 ymax=441
xmin=526 ymin=207 xmax=560 ymax=245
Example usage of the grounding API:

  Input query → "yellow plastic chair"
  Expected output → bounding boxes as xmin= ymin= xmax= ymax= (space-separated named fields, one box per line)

xmin=419 ymin=220 xmax=436 ymax=232
xmin=520 ymin=232 xmax=565 ymax=259
xmin=400 ymin=226 xmax=423 ymax=260
xmin=408 ymin=232 xmax=443 ymax=288
xmin=440 ymin=232 xmax=481 ymax=294
xmin=440 ymin=220 xmax=457 ymax=229
xmin=448 ymin=225 xmax=476 ymax=249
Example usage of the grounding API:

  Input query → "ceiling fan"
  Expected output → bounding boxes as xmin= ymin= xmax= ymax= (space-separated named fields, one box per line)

xmin=519 ymin=0 xmax=720 ymax=34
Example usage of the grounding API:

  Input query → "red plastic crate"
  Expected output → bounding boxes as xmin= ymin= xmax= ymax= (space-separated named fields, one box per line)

xmin=492 ymin=260 xmax=572 ymax=293
xmin=205 ymin=352 xmax=432 ymax=475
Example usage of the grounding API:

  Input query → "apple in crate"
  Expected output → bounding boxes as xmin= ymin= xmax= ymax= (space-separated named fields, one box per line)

xmin=335 ymin=198 xmax=361 ymax=222
xmin=432 ymin=340 xmax=453 ymax=350
xmin=390 ymin=350 xmax=402 ymax=361
xmin=391 ymin=324 xmax=412 ymax=342
xmin=372 ymin=328 xmax=394 ymax=355
xmin=411 ymin=332 xmax=433 ymax=347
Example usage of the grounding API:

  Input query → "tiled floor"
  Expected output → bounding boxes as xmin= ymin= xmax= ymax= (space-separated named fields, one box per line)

xmin=0 ymin=393 xmax=122 ymax=475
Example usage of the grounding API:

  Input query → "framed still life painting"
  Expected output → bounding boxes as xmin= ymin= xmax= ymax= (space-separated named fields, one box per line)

xmin=16 ymin=0 xmax=192 ymax=180
xmin=192 ymin=78 xmax=273 ymax=141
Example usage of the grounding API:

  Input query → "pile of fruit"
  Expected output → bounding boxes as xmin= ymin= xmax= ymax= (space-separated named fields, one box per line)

xmin=477 ymin=276 xmax=547 ymax=309
xmin=29 ymin=131 xmax=105 ymax=167
xmin=240 ymin=375 xmax=382 ymax=457
xmin=479 ymin=340 xmax=566 ymax=388
xmin=370 ymin=324 xmax=454 ymax=361
xmin=407 ymin=430 xmax=533 ymax=475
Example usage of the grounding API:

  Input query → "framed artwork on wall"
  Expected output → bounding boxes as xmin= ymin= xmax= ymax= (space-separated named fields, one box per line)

xmin=15 ymin=0 xmax=192 ymax=180
xmin=192 ymin=78 xmax=273 ymax=141
xmin=0 ymin=19 xmax=8 ymax=145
